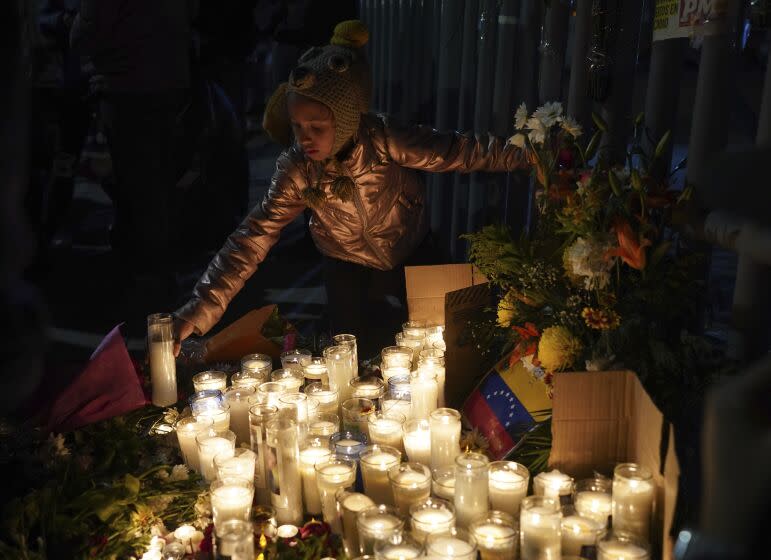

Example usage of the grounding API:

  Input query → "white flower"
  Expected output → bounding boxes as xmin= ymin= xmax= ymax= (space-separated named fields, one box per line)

xmin=526 ymin=117 xmax=547 ymax=145
xmin=560 ymin=115 xmax=582 ymax=138
xmin=169 ymin=464 xmax=189 ymax=481
xmin=41 ymin=433 xmax=70 ymax=462
xmin=155 ymin=469 xmax=170 ymax=480
xmin=149 ymin=535 xmax=166 ymax=550
xmin=150 ymin=523 xmax=169 ymax=538
xmin=564 ymin=237 xmax=615 ymax=290
xmin=508 ymin=133 xmax=527 ymax=148
xmin=147 ymin=495 xmax=174 ymax=513
xmin=140 ymin=551 xmax=162 ymax=560
xmin=514 ymin=102 xmax=529 ymax=129
xmin=533 ymin=101 xmax=564 ymax=127
xmin=521 ymin=355 xmax=546 ymax=380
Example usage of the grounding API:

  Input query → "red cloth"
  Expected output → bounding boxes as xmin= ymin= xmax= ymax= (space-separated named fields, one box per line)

xmin=46 ymin=325 xmax=148 ymax=432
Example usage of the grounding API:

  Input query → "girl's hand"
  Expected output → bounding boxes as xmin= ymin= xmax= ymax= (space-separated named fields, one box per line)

xmin=173 ymin=316 xmax=196 ymax=357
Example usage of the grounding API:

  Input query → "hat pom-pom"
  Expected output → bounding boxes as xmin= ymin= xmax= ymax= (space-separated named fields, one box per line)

xmin=331 ymin=20 xmax=369 ymax=49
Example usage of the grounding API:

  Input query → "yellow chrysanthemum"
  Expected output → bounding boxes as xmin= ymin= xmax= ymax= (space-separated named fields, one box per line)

xmin=537 ymin=326 xmax=583 ymax=372
xmin=496 ymin=290 xmax=518 ymax=328
xmin=581 ymin=307 xmax=621 ymax=330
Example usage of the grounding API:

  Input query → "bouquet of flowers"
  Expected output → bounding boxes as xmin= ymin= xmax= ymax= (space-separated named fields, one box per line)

xmin=466 ymin=101 xmax=727 ymax=414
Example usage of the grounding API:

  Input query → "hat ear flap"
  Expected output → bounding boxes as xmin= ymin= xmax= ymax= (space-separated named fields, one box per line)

xmin=262 ymin=82 xmax=292 ymax=148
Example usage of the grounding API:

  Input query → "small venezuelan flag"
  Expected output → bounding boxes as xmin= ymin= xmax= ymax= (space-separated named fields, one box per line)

xmin=462 ymin=352 xmax=552 ymax=460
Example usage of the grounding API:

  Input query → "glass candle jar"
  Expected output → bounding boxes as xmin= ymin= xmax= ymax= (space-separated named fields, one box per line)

xmin=612 ymin=463 xmax=655 ymax=542
xmin=302 ymin=356 xmax=330 ymax=388
xmin=533 ymin=469 xmax=575 ymax=503
xmin=368 ymin=411 xmax=406 ymax=452
xmin=381 ymin=346 xmax=413 ymax=370
xmin=409 ymin=497 xmax=456 ymax=543
xmin=299 ymin=438 xmax=333 ymax=516
xmin=230 ymin=370 xmax=262 ymax=390
xmin=240 ymin=353 xmax=272 ymax=380
xmin=429 ymin=408 xmax=461 ymax=470
xmin=425 ymin=324 xmax=445 ymax=351
xmin=214 ymin=447 xmax=256 ymax=482
xmin=337 ymin=490 xmax=376 ymax=557
xmin=193 ymin=370 xmax=228 ymax=394
xmin=278 ymin=392 xmax=310 ymax=441
xmin=409 ymin=369 xmax=438 ymax=420
xmin=146 ymin=313 xmax=177 ymax=407
xmin=374 ymin=533 xmax=424 ymax=559
xmin=271 ymin=368 xmax=304 ymax=393
xmin=454 ymin=451 xmax=490 ymax=528
xmin=196 ymin=429 xmax=236 ymax=482
xmin=350 ymin=376 xmax=386 ymax=409
xmin=388 ymin=462 xmax=432 ymax=516
xmin=316 ymin=458 xmax=357 ymax=532
xmin=305 ymin=381 xmax=339 ymax=415
xmin=402 ymin=319 xmax=427 ymax=339
xmin=418 ymin=349 xmax=446 ymax=407
xmin=425 ymin=527 xmax=478 ymax=560
xmin=395 ymin=332 xmax=423 ymax=368
xmin=265 ymin=418 xmax=303 ymax=525
xmin=247 ymin=404 xmax=278 ymax=505
xmin=488 ymin=461 xmax=530 ymax=517
xmin=332 ymin=333 xmax=359 ymax=376
xmin=173 ymin=415 xmax=213 ymax=472
xmin=561 ymin=513 xmax=605 ymax=557
xmin=388 ymin=374 xmax=412 ymax=400
xmin=331 ymin=430 xmax=369 ymax=492
xmin=324 ymin=344 xmax=356 ymax=404
xmin=342 ymin=397 xmax=376 ymax=435
xmin=574 ymin=476 xmax=612 ymax=527
xmin=520 ymin=496 xmax=562 ymax=560
xmin=309 ymin=412 xmax=340 ymax=437
xmin=281 ymin=348 xmax=312 ymax=370
xmin=210 ymin=477 xmax=254 ymax=528
xmin=356 ymin=504 xmax=405 ymax=556
xmin=382 ymin=398 xmax=412 ymax=421
xmin=253 ymin=381 xmax=287 ymax=408
xmin=597 ymin=532 xmax=651 ymax=560
xmin=402 ymin=419 xmax=431 ymax=465
xmin=214 ymin=518 xmax=254 ymax=560
xmin=432 ymin=465 xmax=456 ymax=501
xmin=359 ymin=444 xmax=402 ymax=506
xmin=223 ymin=386 xmax=256 ymax=445
xmin=253 ymin=505 xmax=278 ymax=540
xmin=189 ymin=389 xmax=225 ymax=413
xmin=469 ymin=511 xmax=518 ymax=560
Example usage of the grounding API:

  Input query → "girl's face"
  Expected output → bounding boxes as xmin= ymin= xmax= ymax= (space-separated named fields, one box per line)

xmin=287 ymin=94 xmax=335 ymax=161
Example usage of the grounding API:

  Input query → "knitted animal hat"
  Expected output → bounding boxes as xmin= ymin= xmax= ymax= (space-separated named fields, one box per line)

xmin=286 ymin=20 xmax=371 ymax=156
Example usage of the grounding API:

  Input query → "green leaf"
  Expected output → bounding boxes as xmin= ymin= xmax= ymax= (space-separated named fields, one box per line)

xmin=654 ymin=130 xmax=671 ymax=159
xmin=630 ymin=169 xmax=643 ymax=191
xmin=608 ymin=171 xmax=622 ymax=197
xmin=584 ymin=131 xmax=602 ymax=161
xmin=123 ymin=474 xmax=140 ymax=497
xmin=592 ymin=112 xmax=608 ymax=132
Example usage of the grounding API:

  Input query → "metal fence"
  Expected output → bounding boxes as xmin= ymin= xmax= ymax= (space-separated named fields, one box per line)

xmin=358 ymin=0 xmax=770 ymax=362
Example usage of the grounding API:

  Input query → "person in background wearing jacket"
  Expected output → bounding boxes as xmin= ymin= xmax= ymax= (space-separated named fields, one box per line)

xmin=174 ymin=20 xmax=535 ymax=358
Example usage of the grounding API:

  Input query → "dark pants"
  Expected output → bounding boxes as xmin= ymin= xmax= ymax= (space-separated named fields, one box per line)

xmin=322 ymin=233 xmax=441 ymax=360
xmin=104 ymin=90 xmax=184 ymax=275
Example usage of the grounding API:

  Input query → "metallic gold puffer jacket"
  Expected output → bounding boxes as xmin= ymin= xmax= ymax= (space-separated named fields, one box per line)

xmin=176 ymin=113 xmax=531 ymax=334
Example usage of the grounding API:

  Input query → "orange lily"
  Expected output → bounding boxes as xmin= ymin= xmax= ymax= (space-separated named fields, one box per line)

xmin=606 ymin=219 xmax=652 ymax=270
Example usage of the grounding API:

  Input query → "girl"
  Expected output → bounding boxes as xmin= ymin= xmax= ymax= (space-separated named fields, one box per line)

xmin=174 ymin=20 xmax=534 ymax=357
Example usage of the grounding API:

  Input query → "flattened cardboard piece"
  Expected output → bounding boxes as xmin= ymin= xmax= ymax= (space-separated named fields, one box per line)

xmin=404 ymin=264 xmax=487 ymax=324
xmin=462 ymin=351 xmax=552 ymax=460
xmin=443 ymin=283 xmax=491 ymax=409
xmin=550 ymin=371 xmax=680 ymax=559
xmin=204 ymin=305 xmax=282 ymax=363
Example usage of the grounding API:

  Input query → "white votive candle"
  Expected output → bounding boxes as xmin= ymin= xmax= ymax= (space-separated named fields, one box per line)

xmin=382 ymin=398 xmax=412 ymax=420
xmin=597 ymin=534 xmax=650 ymax=560
xmin=247 ymin=404 xmax=278 ymax=505
xmin=488 ymin=461 xmax=529 ymax=517
xmin=197 ymin=430 xmax=236 ymax=482
xmin=241 ymin=353 xmax=272 ymax=379
xmin=253 ymin=381 xmax=287 ymax=409
xmin=309 ymin=414 xmax=340 ymax=437
xmin=148 ymin=340 xmax=177 ymax=407
xmin=324 ymin=344 xmax=355 ymax=403
xmin=174 ymin=416 xmax=213 ymax=472
xmin=574 ymin=490 xmax=612 ymax=526
xmin=533 ymin=469 xmax=574 ymax=500
xmin=432 ymin=465 xmax=456 ymax=501
xmin=316 ymin=459 xmax=357 ymax=532
xmin=193 ymin=370 xmax=227 ymax=394
xmin=215 ymin=448 xmax=256 ymax=482
xmin=381 ymin=365 xmax=411 ymax=384
xmin=224 ymin=386 xmax=256 ymax=445
xmin=299 ymin=444 xmax=333 ymax=515
xmin=305 ymin=381 xmax=339 ymax=415
xmin=356 ymin=505 xmax=404 ymax=555
xmin=350 ymin=375 xmax=386 ymax=406
xmin=359 ymin=445 xmax=402 ymax=506
xmin=612 ymin=463 xmax=655 ymax=542
xmin=402 ymin=418 xmax=431 ymax=465
xmin=338 ymin=491 xmax=375 ymax=557
xmin=194 ymin=404 xmax=231 ymax=433
xmin=429 ymin=408 xmax=461 ymax=470
xmin=271 ymin=368 xmax=304 ymax=393
xmin=410 ymin=369 xmax=438 ymax=420
xmin=374 ymin=533 xmax=424 ymax=559
xmin=368 ymin=412 xmax=406 ymax=453
xmin=210 ymin=478 xmax=254 ymax=528
xmin=520 ymin=496 xmax=561 ymax=560
xmin=388 ymin=462 xmax=432 ymax=516
xmin=410 ymin=498 xmax=456 ymax=542
xmin=418 ymin=350 xmax=446 ymax=408
xmin=561 ymin=514 xmax=603 ymax=556
xmin=454 ymin=452 xmax=490 ymax=528
xmin=425 ymin=528 xmax=478 ymax=560
xmin=469 ymin=513 xmax=518 ymax=560
xmin=266 ymin=418 xmax=303 ymax=525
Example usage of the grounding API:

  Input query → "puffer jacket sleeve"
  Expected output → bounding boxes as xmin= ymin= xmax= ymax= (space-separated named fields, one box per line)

xmin=382 ymin=117 xmax=532 ymax=173
xmin=175 ymin=152 xmax=307 ymax=335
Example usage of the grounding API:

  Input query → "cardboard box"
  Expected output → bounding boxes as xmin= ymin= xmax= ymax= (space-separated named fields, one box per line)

xmin=404 ymin=264 xmax=490 ymax=408
xmin=550 ymin=370 xmax=680 ymax=559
